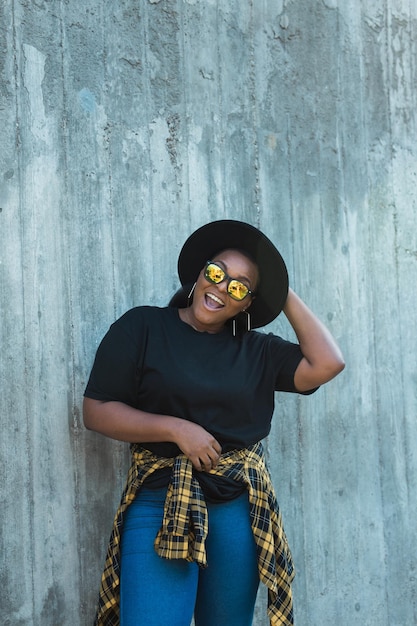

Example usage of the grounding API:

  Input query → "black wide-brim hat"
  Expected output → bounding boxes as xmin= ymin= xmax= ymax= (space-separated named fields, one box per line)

xmin=177 ymin=220 xmax=288 ymax=328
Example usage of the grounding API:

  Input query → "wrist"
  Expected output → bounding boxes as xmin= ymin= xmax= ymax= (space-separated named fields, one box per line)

xmin=165 ymin=415 xmax=187 ymax=445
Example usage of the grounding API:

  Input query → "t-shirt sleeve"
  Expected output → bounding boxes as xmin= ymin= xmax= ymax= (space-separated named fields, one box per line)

xmin=267 ymin=333 xmax=319 ymax=395
xmin=84 ymin=308 xmax=143 ymax=406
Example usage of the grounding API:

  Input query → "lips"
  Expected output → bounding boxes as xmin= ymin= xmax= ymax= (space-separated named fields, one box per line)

xmin=205 ymin=292 xmax=225 ymax=309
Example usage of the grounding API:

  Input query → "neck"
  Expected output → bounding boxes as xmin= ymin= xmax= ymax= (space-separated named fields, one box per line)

xmin=178 ymin=308 xmax=225 ymax=334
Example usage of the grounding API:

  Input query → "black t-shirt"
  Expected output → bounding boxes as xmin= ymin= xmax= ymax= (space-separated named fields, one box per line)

xmin=85 ymin=306 xmax=315 ymax=499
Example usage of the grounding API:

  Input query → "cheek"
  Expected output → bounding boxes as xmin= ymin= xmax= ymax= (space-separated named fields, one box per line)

xmin=240 ymin=297 xmax=254 ymax=314
xmin=231 ymin=299 xmax=247 ymax=313
xmin=196 ymin=270 xmax=207 ymax=289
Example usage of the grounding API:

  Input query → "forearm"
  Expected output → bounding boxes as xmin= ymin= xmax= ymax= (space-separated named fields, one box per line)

xmin=283 ymin=288 xmax=345 ymax=389
xmin=83 ymin=397 xmax=183 ymax=444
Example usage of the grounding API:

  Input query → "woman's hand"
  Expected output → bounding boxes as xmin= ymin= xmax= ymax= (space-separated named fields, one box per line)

xmin=173 ymin=420 xmax=222 ymax=472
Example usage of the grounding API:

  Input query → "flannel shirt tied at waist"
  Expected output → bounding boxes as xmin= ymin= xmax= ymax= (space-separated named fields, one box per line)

xmin=94 ymin=441 xmax=295 ymax=626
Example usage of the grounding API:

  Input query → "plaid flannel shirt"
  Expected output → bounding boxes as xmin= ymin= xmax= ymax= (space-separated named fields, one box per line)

xmin=93 ymin=441 xmax=295 ymax=626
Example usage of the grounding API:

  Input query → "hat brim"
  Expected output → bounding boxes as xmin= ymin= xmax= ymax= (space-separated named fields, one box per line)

xmin=177 ymin=220 xmax=288 ymax=328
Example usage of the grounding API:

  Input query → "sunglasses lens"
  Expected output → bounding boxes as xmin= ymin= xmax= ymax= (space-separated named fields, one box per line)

xmin=228 ymin=280 xmax=249 ymax=301
xmin=205 ymin=263 xmax=225 ymax=284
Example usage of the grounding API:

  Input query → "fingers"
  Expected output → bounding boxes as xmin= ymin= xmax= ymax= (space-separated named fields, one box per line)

xmin=212 ymin=440 xmax=222 ymax=456
xmin=192 ymin=447 xmax=221 ymax=472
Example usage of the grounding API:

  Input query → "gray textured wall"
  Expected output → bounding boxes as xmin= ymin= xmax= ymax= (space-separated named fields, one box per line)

xmin=1 ymin=1 xmax=416 ymax=625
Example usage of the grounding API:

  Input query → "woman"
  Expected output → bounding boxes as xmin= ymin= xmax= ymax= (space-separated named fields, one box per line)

xmin=84 ymin=220 xmax=345 ymax=626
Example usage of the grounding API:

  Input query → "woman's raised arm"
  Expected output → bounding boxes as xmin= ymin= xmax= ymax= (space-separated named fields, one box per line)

xmin=283 ymin=288 xmax=345 ymax=392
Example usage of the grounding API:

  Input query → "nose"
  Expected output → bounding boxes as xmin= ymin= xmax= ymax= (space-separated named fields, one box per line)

xmin=215 ymin=278 xmax=229 ymax=295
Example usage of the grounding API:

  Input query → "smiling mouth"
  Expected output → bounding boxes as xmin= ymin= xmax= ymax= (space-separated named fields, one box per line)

xmin=205 ymin=292 xmax=225 ymax=309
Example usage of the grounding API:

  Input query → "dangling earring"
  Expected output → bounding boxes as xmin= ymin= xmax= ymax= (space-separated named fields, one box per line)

xmin=187 ymin=282 xmax=196 ymax=307
xmin=243 ymin=310 xmax=251 ymax=332
xmin=231 ymin=310 xmax=251 ymax=337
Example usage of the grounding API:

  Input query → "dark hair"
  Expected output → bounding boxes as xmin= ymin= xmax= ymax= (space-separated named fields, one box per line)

xmin=168 ymin=284 xmax=193 ymax=308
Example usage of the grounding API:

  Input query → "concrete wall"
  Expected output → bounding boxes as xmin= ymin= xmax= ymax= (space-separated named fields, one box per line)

xmin=1 ymin=1 xmax=416 ymax=624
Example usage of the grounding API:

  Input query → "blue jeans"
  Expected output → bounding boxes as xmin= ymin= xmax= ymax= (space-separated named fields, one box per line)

xmin=120 ymin=487 xmax=260 ymax=626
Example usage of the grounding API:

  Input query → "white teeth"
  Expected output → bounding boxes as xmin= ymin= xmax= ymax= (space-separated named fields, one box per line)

xmin=207 ymin=293 xmax=224 ymax=306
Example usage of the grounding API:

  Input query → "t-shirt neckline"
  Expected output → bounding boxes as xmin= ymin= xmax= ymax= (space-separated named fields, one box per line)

xmin=173 ymin=307 xmax=230 ymax=338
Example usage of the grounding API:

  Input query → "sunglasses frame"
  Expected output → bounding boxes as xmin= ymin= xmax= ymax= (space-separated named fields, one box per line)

xmin=204 ymin=261 xmax=255 ymax=301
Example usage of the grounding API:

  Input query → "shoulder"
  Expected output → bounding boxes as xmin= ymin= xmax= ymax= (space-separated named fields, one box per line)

xmin=243 ymin=329 xmax=291 ymax=350
xmin=243 ymin=329 xmax=303 ymax=365
xmin=106 ymin=305 xmax=173 ymax=338
xmin=115 ymin=305 xmax=171 ymax=325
